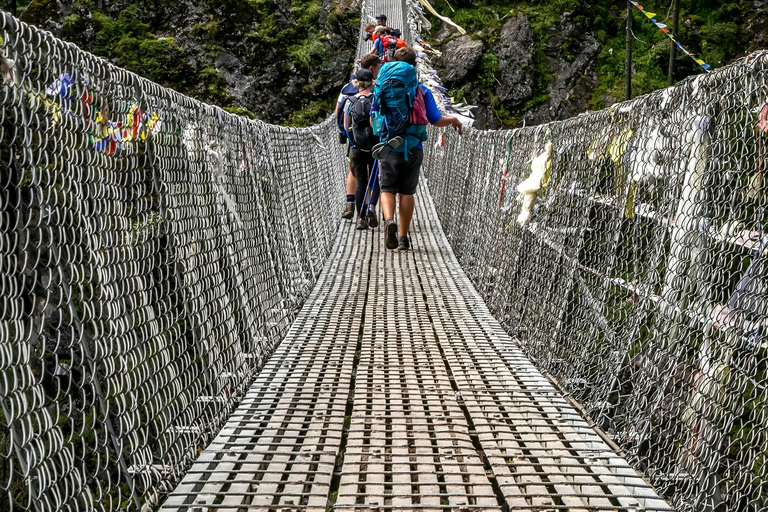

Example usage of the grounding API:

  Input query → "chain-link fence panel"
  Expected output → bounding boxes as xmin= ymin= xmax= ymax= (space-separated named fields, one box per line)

xmin=423 ymin=54 xmax=768 ymax=512
xmin=0 ymin=11 xmax=346 ymax=512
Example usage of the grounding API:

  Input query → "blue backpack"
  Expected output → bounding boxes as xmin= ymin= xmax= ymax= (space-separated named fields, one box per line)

xmin=372 ymin=61 xmax=428 ymax=158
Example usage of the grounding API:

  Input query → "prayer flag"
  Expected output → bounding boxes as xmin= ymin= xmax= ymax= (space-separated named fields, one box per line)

xmin=628 ymin=1 xmax=712 ymax=73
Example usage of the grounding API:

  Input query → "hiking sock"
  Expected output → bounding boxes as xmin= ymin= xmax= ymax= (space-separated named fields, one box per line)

xmin=346 ymin=194 xmax=355 ymax=203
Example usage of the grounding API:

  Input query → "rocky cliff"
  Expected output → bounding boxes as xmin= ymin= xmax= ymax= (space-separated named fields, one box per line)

xmin=19 ymin=0 xmax=360 ymax=125
xmin=13 ymin=0 xmax=768 ymax=128
xmin=431 ymin=0 xmax=768 ymax=129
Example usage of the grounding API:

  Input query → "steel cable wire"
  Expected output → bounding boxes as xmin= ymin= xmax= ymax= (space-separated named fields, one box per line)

xmin=0 ymin=10 xmax=346 ymax=511
xmin=421 ymin=50 xmax=768 ymax=512
xmin=5 ymin=0 xmax=768 ymax=510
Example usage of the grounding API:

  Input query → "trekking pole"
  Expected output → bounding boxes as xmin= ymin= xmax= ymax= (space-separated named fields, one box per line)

xmin=365 ymin=161 xmax=380 ymax=216
xmin=361 ymin=159 xmax=378 ymax=215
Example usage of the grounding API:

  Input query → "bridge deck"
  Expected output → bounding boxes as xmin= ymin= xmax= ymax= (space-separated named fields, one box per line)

xmin=160 ymin=187 xmax=671 ymax=511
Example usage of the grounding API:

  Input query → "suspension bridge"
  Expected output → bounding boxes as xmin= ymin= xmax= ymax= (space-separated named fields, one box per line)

xmin=1 ymin=1 xmax=766 ymax=512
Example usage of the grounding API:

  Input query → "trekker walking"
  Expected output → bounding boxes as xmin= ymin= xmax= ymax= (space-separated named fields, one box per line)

xmin=373 ymin=47 xmax=463 ymax=251
xmin=391 ymin=29 xmax=407 ymax=49
xmin=364 ymin=23 xmax=377 ymax=42
xmin=337 ymin=54 xmax=382 ymax=219
xmin=344 ymin=68 xmax=381 ymax=230
xmin=368 ymin=27 xmax=399 ymax=62
xmin=375 ymin=14 xmax=387 ymax=27
xmin=336 ymin=75 xmax=358 ymax=219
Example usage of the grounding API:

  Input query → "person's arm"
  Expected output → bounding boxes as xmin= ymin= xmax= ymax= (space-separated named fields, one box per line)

xmin=433 ymin=116 xmax=463 ymax=135
xmin=423 ymin=86 xmax=463 ymax=135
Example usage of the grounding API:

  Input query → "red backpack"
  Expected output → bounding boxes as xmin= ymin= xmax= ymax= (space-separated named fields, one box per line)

xmin=381 ymin=35 xmax=398 ymax=62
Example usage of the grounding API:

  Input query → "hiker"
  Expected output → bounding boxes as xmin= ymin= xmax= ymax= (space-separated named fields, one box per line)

xmin=366 ymin=27 xmax=385 ymax=54
xmin=376 ymin=14 xmax=387 ymax=27
xmin=370 ymin=27 xmax=399 ymax=62
xmin=336 ymin=75 xmax=359 ymax=219
xmin=373 ymin=47 xmax=463 ymax=251
xmin=392 ymin=29 xmax=408 ymax=49
xmin=337 ymin=54 xmax=382 ymax=219
xmin=364 ymin=23 xmax=377 ymax=42
xmin=344 ymin=68 xmax=380 ymax=230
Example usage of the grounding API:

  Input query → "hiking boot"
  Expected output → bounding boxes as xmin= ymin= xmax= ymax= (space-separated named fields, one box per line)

xmin=356 ymin=217 xmax=369 ymax=230
xmin=366 ymin=210 xmax=379 ymax=228
xmin=341 ymin=201 xmax=354 ymax=220
xmin=372 ymin=136 xmax=403 ymax=159
xmin=397 ymin=235 xmax=411 ymax=251
xmin=384 ymin=219 xmax=398 ymax=250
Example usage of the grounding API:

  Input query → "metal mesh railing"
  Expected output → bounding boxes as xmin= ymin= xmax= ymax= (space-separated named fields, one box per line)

xmin=0 ymin=11 xmax=346 ymax=511
xmin=423 ymin=54 xmax=768 ymax=511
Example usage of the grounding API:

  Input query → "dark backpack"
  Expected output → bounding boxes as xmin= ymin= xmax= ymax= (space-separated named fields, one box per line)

xmin=347 ymin=94 xmax=377 ymax=151
xmin=336 ymin=80 xmax=358 ymax=135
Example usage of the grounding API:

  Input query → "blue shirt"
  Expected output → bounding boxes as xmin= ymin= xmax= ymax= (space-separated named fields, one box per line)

xmin=421 ymin=85 xmax=442 ymax=125
xmin=374 ymin=38 xmax=385 ymax=57
xmin=416 ymin=85 xmax=441 ymax=149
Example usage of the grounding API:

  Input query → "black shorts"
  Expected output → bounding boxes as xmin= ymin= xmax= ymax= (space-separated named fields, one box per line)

xmin=379 ymin=148 xmax=423 ymax=195
xmin=349 ymin=148 xmax=375 ymax=182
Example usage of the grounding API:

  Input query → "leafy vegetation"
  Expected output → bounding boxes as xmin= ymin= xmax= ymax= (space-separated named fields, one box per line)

xmin=14 ymin=0 xmax=766 ymax=128
xmin=585 ymin=1 xmax=754 ymax=106
xmin=20 ymin=0 xmax=358 ymax=125
xmin=286 ymin=95 xmax=336 ymax=126
xmin=426 ymin=0 xmax=766 ymax=127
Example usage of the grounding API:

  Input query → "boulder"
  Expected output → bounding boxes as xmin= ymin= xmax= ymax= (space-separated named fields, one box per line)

xmin=434 ymin=21 xmax=461 ymax=42
xmin=494 ymin=14 xmax=535 ymax=104
xmin=441 ymin=35 xmax=484 ymax=82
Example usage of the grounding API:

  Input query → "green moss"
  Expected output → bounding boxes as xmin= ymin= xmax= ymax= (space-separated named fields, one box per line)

xmin=191 ymin=20 xmax=220 ymax=39
xmin=21 ymin=0 xmax=352 ymax=123
xmin=448 ymin=87 xmax=465 ymax=103
xmin=137 ymin=38 xmax=192 ymax=84
xmin=478 ymin=53 xmax=499 ymax=89
xmin=491 ymin=102 xmax=519 ymax=126
xmin=224 ymin=106 xmax=256 ymax=119
xmin=699 ymin=21 xmax=739 ymax=65
xmin=200 ymin=65 xmax=231 ymax=102
xmin=93 ymin=5 xmax=151 ymax=51
xmin=290 ymin=39 xmax=329 ymax=70
xmin=523 ymin=94 xmax=547 ymax=111
xmin=284 ymin=95 xmax=335 ymax=126
xmin=61 ymin=13 xmax=85 ymax=39
xmin=451 ymin=7 xmax=503 ymax=33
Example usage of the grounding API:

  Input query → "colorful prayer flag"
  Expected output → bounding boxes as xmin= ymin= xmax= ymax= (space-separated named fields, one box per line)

xmin=628 ymin=2 xmax=712 ymax=73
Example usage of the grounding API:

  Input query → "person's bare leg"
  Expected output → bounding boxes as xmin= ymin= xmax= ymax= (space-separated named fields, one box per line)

xmin=398 ymin=194 xmax=414 ymax=236
xmin=346 ymin=168 xmax=357 ymax=195
xmin=381 ymin=192 xmax=397 ymax=221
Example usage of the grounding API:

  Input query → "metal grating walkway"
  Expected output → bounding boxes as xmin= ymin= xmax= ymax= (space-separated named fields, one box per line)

xmin=160 ymin=185 xmax=672 ymax=511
